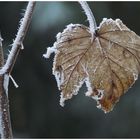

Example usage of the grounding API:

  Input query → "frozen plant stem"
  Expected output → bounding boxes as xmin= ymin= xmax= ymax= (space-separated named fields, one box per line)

xmin=0 ymin=1 xmax=36 ymax=138
xmin=0 ymin=1 xmax=36 ymax=75
xmin=79 ymin=1 xmax=97 ymax=34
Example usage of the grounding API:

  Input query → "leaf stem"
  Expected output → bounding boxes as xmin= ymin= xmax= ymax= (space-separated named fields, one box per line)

xmin=79 ymin=1 xmax=97 ymax=34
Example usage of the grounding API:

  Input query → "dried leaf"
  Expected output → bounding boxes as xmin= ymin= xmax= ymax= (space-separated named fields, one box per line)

xmin=48 ymin=18 xmax=140 ymax=113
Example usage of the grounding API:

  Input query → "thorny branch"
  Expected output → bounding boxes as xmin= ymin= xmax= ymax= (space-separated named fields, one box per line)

xmin=0 ymin=1 xmax=36 ymax=75
xmin=0 ymin=1 xmax=36 ymax=138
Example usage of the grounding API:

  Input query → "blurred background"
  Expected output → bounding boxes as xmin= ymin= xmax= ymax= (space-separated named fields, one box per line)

xmin=0 ymin=1 xmax=140 ymax=138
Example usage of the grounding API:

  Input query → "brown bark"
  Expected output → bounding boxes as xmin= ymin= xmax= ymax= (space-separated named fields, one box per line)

xmin=0 ymin=75 xmax=12 ymax=138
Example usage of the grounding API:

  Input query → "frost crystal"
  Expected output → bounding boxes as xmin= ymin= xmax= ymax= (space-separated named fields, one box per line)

xmin=60 ymin=94 xmax=66 ymax=107
xmin=53 ymin=70 xmax=64 ymax=90
xmin=98 ymin=18 xmax=115 ymax=29
xmin=102 ymin=18 xmax=107 ymax=22
xmin=97 ymin=89 xmax=104 ymax=99
xmin=85 ymin=77 xmax=93 ymax=96
xmin=98 ymin=18 xmax=109 ymax=28
xmin=133 ymin=73 xmax=138 ymax=81
xmin=0 ymin=33 xmax=3 ymax=47
xmin=99 ymin=18 xmax=123 ymax=31
xmin=115 ymin=19 xmax=122 ymax=31
xmin=60 ymin=92 xmax=74 ymax=107
xmin=92 ymin=89 xmax=104 ymax=101
xmin=3 ymin=74 xmax=9 ymax=96
xmin=56 ymin=32 xmax=62 ymax=40
xmin=96 ymin=103 xmax=101 ymax=109
xmin=43 ymin=46 xmax=57 ymax=59
xmin=73 ymin=79 xmax=85 ymax=95
xmin=66 ymin=24 xmax=76 ymax=32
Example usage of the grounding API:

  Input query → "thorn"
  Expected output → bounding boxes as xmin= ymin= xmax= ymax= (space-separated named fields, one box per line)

xmin=20 ymin=9 xmax=26 ymax=17
xmin=8 ymin=50 xmax=11 ymax=54
xmin=9 ymin=75 xmax=19 ymax=88
xmin=9 ymin=43 xmax=13 ymax=47
xmin=0 ymin=32 xmax=3 ymax=47
xmin=21 ymin=43 xmax=24 ymax=50
xmin=21 ymin=9 xmax=26 ymax=13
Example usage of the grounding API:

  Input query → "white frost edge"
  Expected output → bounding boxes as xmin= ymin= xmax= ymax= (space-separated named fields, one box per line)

xmin=133 ymin=72 xmax=138 ymax=81
xmin=43 ymin=24 xmax=77 ymax=59
xmin=59 ymin=79 xmax=85 ymax=107
xmin=73 ymin=79 xmax=85 ymax=95
xmin=85 ymin=76 xmax=104 ymax=110
xmin=63 ymin=23 xmax=83 ymax=34
xmin=85 ymin=77 xmax=93 ymax=96
xmin=60 ymin=94 xmax=66 ymax=107
xmin=98 ymin=18 xmax=123 ymax=31
xmin=65 ymin=23 xmax=76 ymax=32
xmin=53 ymin=70 xmax=64 ymax=90
xmin=60 ymin=93 xmax=73 ymax=107
xmin=115 ymin=19 xmax=122 ymax=31
xmin=3 ymin=74 xmax=10 ymax=96
xmin=98 ymin=18 xmax=115 ymax=28
xmin=98 ymin=17 xmax=108 ymax=29
xmin=43 ymin=46 xmax=57 ymax=59
xmin=56 ymin=32 xmax=62 ymax=40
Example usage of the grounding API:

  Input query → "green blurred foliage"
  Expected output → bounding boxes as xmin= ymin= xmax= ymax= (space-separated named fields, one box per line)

xmin=1 ymin=1 xmax=140 ymax=138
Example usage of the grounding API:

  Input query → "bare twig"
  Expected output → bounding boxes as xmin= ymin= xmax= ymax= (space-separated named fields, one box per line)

xmin=78 ymin=1 xmax=97 ymax=34
xmin=0 ymin=1 xmax=36 ymax=75
xmin=0 ymin=1 xmax=36 ymax=138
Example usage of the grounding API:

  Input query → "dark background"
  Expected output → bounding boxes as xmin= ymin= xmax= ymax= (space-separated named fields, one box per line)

xmin=0 ymin=1 xmax=140 ymax=138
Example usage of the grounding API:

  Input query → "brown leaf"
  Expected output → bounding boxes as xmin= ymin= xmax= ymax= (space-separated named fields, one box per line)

xmin=51 ymin=19 xmax=140 ymax=113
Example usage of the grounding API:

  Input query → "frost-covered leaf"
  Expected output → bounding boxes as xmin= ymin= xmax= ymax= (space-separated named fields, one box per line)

xmin=45 ymin=18 xmax=140 ymax=113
